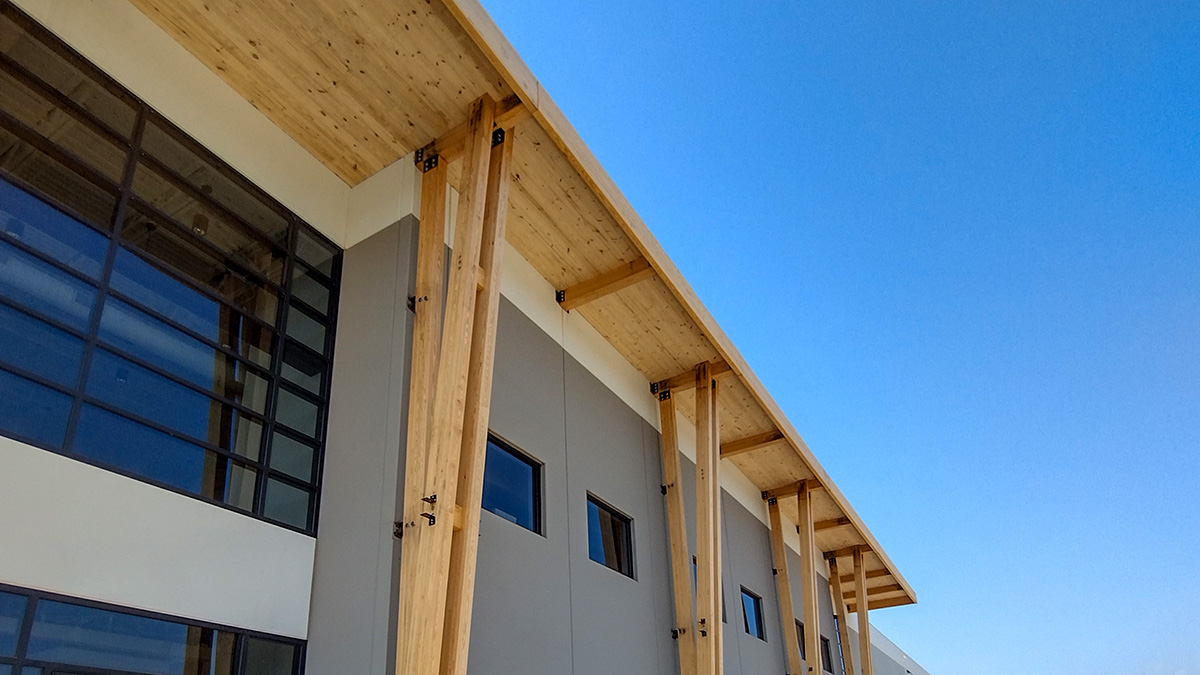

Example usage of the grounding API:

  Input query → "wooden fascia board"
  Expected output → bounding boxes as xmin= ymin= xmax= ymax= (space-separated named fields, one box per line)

xmin=438 ymin=0 xmax=918 ymax=607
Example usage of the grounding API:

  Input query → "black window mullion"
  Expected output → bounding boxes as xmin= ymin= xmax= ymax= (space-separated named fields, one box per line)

xmin=0 ymin=108 xmax=123 ymax=195
xmin=59 ymin=104 xmax=146 ymax=454
xmin=307 ymin=238 xmax=341 ymax=534
xmin=0 ymin=49 xmax=131 ymax=147
xmin=0 ymin=293 xmax=90 ymax=341
xmin=256 ymin=218 xmax=300 ymax=515
xmin=0 ymin=228 xmax=102 ymax=286
xmin=12 ymin=593 xmax=36 ymax=669
xmin=0 ymin=166 xmax=117 ymax=239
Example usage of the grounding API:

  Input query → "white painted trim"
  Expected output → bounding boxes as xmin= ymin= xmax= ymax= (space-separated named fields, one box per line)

xmin=12 ymin=0 xmax=351 ymax=243
xmin=0 ymin=436 xmax=316 ymax=639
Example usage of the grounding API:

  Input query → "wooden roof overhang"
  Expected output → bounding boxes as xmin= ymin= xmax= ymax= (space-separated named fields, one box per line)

xmin=125 ymin=0 xmax=917 ymax=610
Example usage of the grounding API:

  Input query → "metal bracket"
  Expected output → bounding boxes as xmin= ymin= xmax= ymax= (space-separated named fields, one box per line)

xmin=671 ymin=629 xmax=679 ymax=640
xmin=420 ymin=512 xmax=436 ymax=525
xmin=772 ymin=567 xmax=778 ymax=576
xmin=660 ymin=484 xmax=667 ymax=496
xmin=422 ymin=494 xmax=437 ymax=504
xmin=414 ymin=148 xmax=424 ymax=165
xmin=393 ymin=521 xmax=404 ymax=539
xmin=658 ymin=390 xmax=672 ymax=401
xmin=761 ymin=491 xmax=770 ymax=501
xmin=767 ymin=496 xmax=778 ymax=505
xmin=492 ymin=127 xmax=506 ymax=147
xmin=422 ymin=153 xmax=439 ymax=173
xmin=555 ymin=289 xmax=566 ymax=303
xmin=407 ymin=295 xmax=416 ymax=312
xmin=650 ymin=381 xmax=660 ymax=395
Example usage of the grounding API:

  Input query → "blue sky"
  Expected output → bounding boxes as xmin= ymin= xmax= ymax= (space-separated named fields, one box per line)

xmin=485 ymin=1 xmax=1200 ymax=673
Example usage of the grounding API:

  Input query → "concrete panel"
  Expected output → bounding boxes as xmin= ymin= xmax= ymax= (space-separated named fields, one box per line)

xmin=307 ymin=218 xmax=417 ymax=674
xmin=467 ymin=298 xmax=573 ymax=675
xmin=564 ymin=356 xmax=668 ymax=675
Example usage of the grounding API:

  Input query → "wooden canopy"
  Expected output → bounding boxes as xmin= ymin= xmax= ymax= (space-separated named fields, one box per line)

xmin=126 ymin=0 xmax=917 ymax=610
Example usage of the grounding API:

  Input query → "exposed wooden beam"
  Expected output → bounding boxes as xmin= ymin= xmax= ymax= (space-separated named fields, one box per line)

xmin=762 ymin=479 xmax=823 ymax=502
xmin=842 ymin=583 xmax=904 ymax=599
xmin=654 ymin=359 xmax=732 ymax=394
xmin=418 ymin=94 xmax=527 ymax=165
xmin=659 ymin=393 xmax=697 ymax=675
xmin=827 ymin=557 xmax=855 ymax=675
xmin=767 ymin=498 xmax=804 ymax=675
xmin=396 ymin=95 xmax=496 ymax=675
xmin=814 ymin=517 xmax=852 ymax=532
xmin=838 ymin=569 xmax=889 ymax=585
xmin=440 ymin=124 xmax=514 ymax=675
xmin=823 ymin=544 xmax=872 ymax=561
xmin=847 ymin=596 xmax=914 ymax=613
xmin=854 ymin=548 xmax=876 ymax=675
xmin=798 ymin=485 xmax=821 ymax=674
xmin=719 ymin=429 xmax=784 ymax=459
xmin=556 ymin=257 xmax=655 ymax=311
xmin=695 ymin=362 xmax=722 ymax=675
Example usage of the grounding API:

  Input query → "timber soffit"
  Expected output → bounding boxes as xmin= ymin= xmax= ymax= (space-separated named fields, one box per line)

xmin=437 ymin=0 xmax=916 ymax=607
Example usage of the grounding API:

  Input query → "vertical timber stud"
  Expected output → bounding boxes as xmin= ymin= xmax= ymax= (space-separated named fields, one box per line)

xmin=853 ymin=548 xmax=876 ymax=675
xmin=694 ymin=362 xmax=721 ymax=675
xmin=710 ymin=376 xmax=723 ymax=672
xmin=797 ymin=483 xmax=821 ymax=674
xmin=767 ymin=499 xmax=803 ymax=674
xmin=439 ymin=126 xmax=514 ymax=675
xmin=659 ymin=391 xmax=697 ymax=675
xmin=827 ymin=556 xmax=855 ymax=675
xmin=396 ymin=95 xmax=497 ymax=675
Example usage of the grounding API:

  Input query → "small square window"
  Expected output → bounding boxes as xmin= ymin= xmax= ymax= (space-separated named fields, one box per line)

xmin=587 ymin=494 xmax=634 ymax=577
xmin=740 ymin=588 xmax=765 ymax=641
xmin=795 ymin=620 xmax=807 ymax=660
xmin=481 ymin=435 xmax=541 ymax=533
xmin=820 ymin=635 xmax=834 ymax=672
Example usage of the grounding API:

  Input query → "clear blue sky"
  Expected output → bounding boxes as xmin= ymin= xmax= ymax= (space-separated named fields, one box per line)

xmin=485 ymin=1 xmax=1200 ymax=673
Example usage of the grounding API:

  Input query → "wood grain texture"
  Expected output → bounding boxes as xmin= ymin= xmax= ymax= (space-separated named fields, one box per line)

xmin=798 ymin=485 xmax=821 ymax=675
xmin=854 ymin=547 xmax=876 ymax=675
xmin=659 ymin=394 xmax=697 ymax=675
xmin=827 ymin=557 xmax=855 ymax=675
xmin=768 ymin=499 xmax=804 ymax=675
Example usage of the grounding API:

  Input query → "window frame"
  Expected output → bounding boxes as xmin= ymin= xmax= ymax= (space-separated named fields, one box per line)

xmin=480 ymin=432 xmax=543 ymax=535
xmin=585 ymin=492 xmax=636 ymax=579
xmin=795 ymin=619 xmax=807 ymax=661
xmin=820 ymin=634 xmax=834 ymax=673
xmin=0 ymin=2 xmax=341 ymax=535
xmin=739 ymin=587 xmax=766 ymax=641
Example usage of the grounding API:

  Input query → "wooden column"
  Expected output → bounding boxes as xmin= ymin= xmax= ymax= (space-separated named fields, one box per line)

xmin=827 ymin=556 xmax=855 ymax=675
xmin=396 ymin=95 xmax=499 ymax=675
xmin=659 ymin=392 xmax=697 ymax=675
xmin=853 ymin=548 xmax=875 ymax=675
xmin=797 ymin=483 xmax=821 ymax=674
xmin=439 ymin=126 xmax=514 ymax=675
xmin=695 ymin=362 xmax=723 ymax=675
xmin=767 ymin=498 xmax=803 ymax=675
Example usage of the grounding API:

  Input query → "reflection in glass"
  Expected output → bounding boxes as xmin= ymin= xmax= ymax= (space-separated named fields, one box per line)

xmin=243 ymin=636 xmax=298 ymax=675
xmin=269 ymin=432 xmax=315 ymax=483
xmin=0 ymin=591 xmax=27 ymax=656
xmin=0 ymin=368 xmax=71 ymax=447
xmin=0 ymin=178 xmax=108 ymax=278
xmin=587 ymin=495 xmax=633 ymax=577
xmin=481 ymin=438 xmax=539 ymax=532
xmin=0 ymin=301 xmax=85 ymax=386
xmin=264 ymin=478 xmax=311 ymax=530
xmin=0 ymin=238 xmax=95 ymax=331
xmin=275 ymin=387 xmax=318 ymax=438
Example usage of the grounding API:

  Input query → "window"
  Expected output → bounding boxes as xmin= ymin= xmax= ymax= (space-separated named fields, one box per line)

xmin=740 ymin=588 xmax=765 ymax=641
xmin=795 ymin=620 xmax=807 ymax=660
xmin=587 ymin=494 xmax=634 ymax=577
xmin=0 ymin=4 xmax=340 ymax=533
xmin=481 ymin=434 xmax=541 ymax=533
xmin=820 ymin=635 xmax=834 ymax=672
xmin=0 ymin=583 xmax=302 ymax=675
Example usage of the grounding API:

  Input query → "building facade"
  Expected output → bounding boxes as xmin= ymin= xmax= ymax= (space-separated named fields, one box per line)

xmin=0 ymin=1 xmax=931 ymax=674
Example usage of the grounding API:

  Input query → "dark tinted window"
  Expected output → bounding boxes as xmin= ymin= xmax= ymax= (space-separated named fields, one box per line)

xmin=481 ymin=435 xmax=540 ymax=533
xmin=587 ymin=494 xmax=634 ymax=577
xmin=795 ymin=620 xmax=807 ymax=660
xmin=0 ymin=5 xmax=340 ymax=533
xmin=740 ymin=588 xmax=765 ymax=640
xmin=821 ymin=635 xmax=834 ymax=672
xmin=0 ymin=591 xmax=26 ymax=656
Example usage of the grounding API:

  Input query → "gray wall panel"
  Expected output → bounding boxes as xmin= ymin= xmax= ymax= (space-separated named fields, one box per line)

xmin=723 ymin=492 xmax=787 ymax=675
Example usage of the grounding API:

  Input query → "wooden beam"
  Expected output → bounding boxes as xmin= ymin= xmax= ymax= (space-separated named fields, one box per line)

xmin=440 ymin=125 xmax=514 ymax=675
xmin=854 ymin=547 xmax=876 ymax=675
xmin=823 ymin=544 xmax=872 ymax=561
xmin=847 ymin=596 xmax=914 ymax=613
xmin=813 ymin=517 xmax=852 ymax=532
xmin=827 ymin=557 xmax=855 ymax=675
xmin=762 ymin=479 xmax=823 ymax=502
xmin=694 ymin=363 xmax=723 ymax=675
xmin=418 ymin=94 xmax=527 ymax=164
xmin=556 ymin=258 xmax=656 ymax=311
xmin=654 ymin=359 xmax=732 ymax=394
xmin=659 ymin=393 xmax=697 ymax=675
xmin=396 ymin=95 xmax=496 ymax=675
xmin=767 ymin=499 xmax=803 ymax=675
xmin=719 ymin=429 xmax=783 ymax=459
xmin=838 ymin=569 xmax=889 ymax=585
xmin=797 ymin=485 xmax=821 ymax=674
xmin=842 ymin=583 xmax=904 ymax=599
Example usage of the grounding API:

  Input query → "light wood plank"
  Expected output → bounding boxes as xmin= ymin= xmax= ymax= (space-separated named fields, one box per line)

xmin=824 ymin=544 xmax=872 ymax=561
xmin=719 ymin=430 xmax=784 ymax=459
xmin=854 ymin=547 xmax=876 ymax=675
xmin=420 ymin=94 xmax=528 ymax=164
xmin=659 ymin=393 xmax=697 ymax=675
xmin=694 ymin=362 xmax=720 ymax=675
xmin=762 ymin=479 xmax=824 ymax=502
xmin=439 ymin=126 xmax=513 ymax=675
xmin=396 ymin=94 xmax=495 ymax=675
xmin=842 ymin=583 xmax=904 ymax=600
xmin=767 ymin=499 xmax=803 ymax=675
xmin=814 ymin=517 xmax=852 ymax=532
xmin=827 ymin=557 xmax=855 ymax=675
xmin=557 ymin=257 xmax=656 ymax=311
xmin=655 ymin=359 xmax=732 ymax=394
xmin=847 ymin=596 xmax=913 ymax=613
xmin=838 ymin=569 xmax=889 ymax=585
xmin=797 ymin=485 xmax=821 ymax=675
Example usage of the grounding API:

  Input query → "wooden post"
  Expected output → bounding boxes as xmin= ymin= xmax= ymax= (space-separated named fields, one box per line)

xmin=854 ymin=548 xmax=875 ymax=675
xmin=767 ymin=498 xmax=803 ymax=675
xmin=711 ymin=376 xmax=723 ymax=673
xmin=695 ymin=362 xmax=722 ymax=675
xmin=439 ymin=126 xmax=514 ymax=675
xmin=396 ymin=94 xmax=496 ymax=675
xmin=827 ymin=556 xmax=855 ymax=675
xmin=659 ymin=392 xmax=697 ymax=675
xmin=797 ymin=483 xmax=821 ymax=674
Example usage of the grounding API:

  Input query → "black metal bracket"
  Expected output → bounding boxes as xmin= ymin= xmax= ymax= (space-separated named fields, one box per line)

xmin=555 ymin=289 xmax=566 ymax=303
xmin=393 ymin=521 xmax=404 ymax=539
xmin=414 ymin=148 xmax=424 ymax=165
xmin=407 ymin=295 xmax=416 ymax=312
xmin=772 ymin=567 xmax=778 ymax=576
xmin=671 ymin=629 xmax=679 ymax=640
xmin=422 ymin=153 xmax=439 ymax=173
xmin=761 ymin=491 xmax=770 ymax=500
xmin=422 ymin=494 xmax=437 ymax=504
xmin=650 ymin=381 xmax=660 ymax=395
xmin=420 ymin=512 xmax=436 ymax=525
xmin=658 ymin=389 xmax=672 ymax=401
xmin=767 ymin=496 xmax=778 ymax=505
xmin=660 ymin=484 xmax=668 ymax=496
xmin=492 ymin=127 xmax=506 ymax=147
